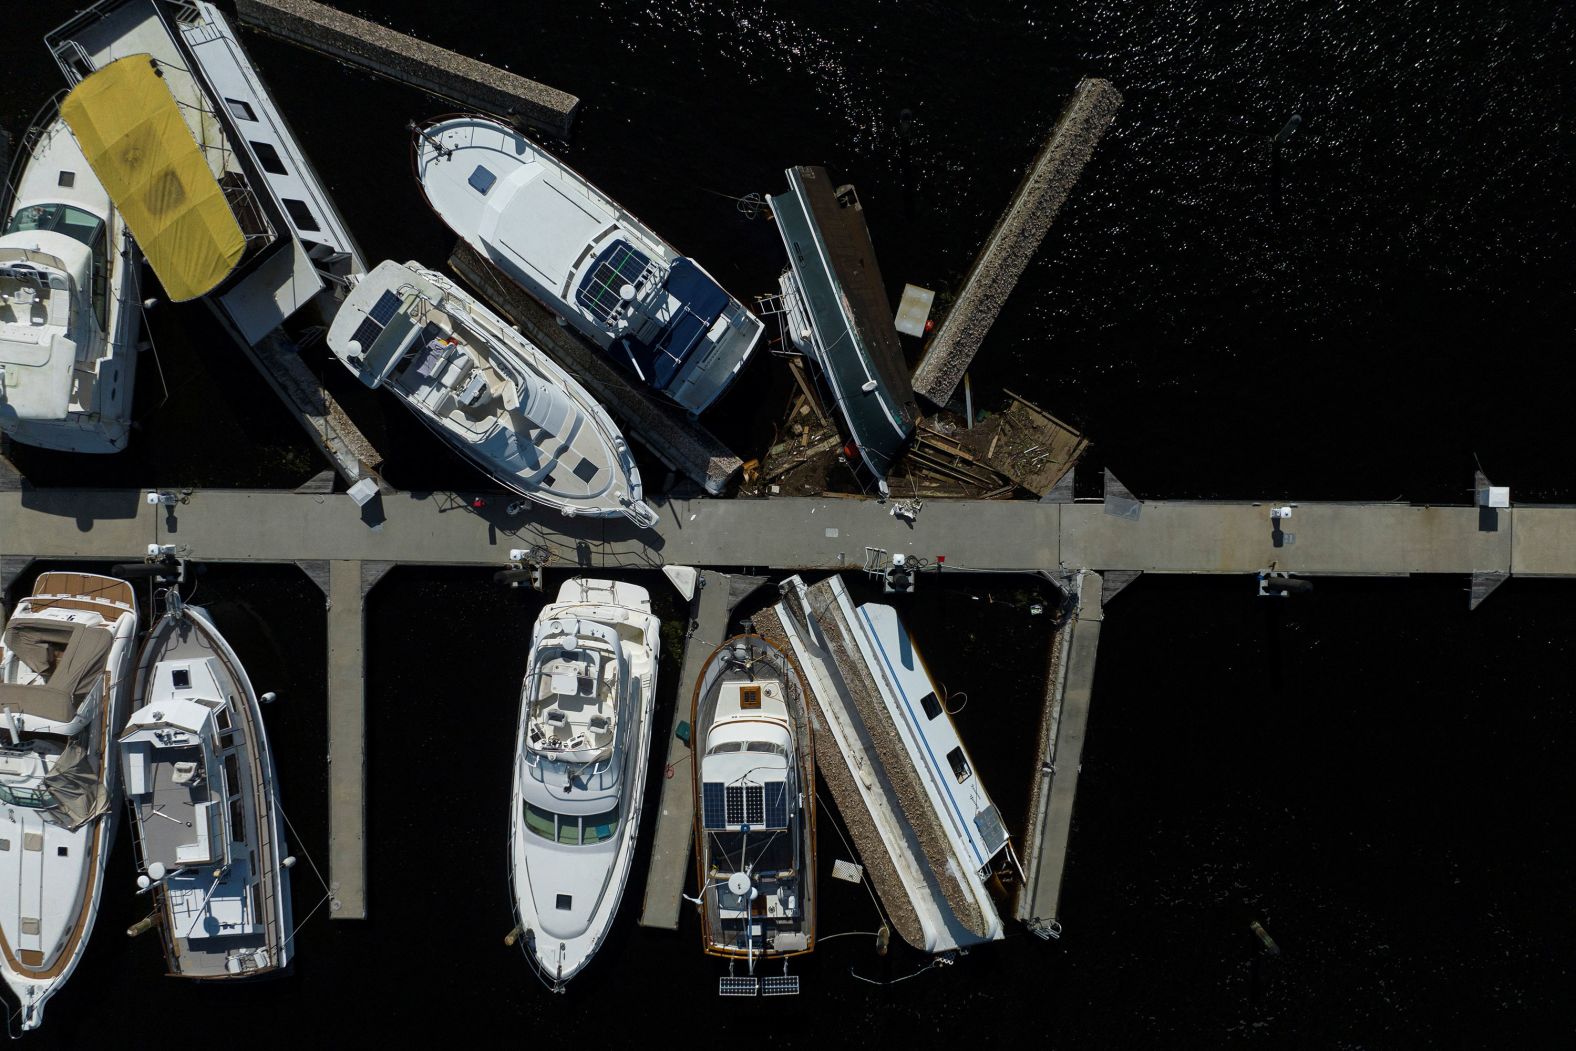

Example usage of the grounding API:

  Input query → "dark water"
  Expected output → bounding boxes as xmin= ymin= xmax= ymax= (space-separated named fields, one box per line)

xmin=3 ymin=0 xmax=1573 ymax=1044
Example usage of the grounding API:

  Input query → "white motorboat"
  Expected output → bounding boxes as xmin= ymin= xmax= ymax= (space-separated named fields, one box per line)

xmin=327 ymin=260 xmax=657 ymax=528
xmin=0 ymin=107 xmax=141 ymax=454
xmin=413 ymin=115 xmax=763 ymax=415
xmin=121 ymin=596 xmax=293 ymax=980
xmin=0 ymin=572 xmax=138 ymax=1031
xmin=691 ymin=634 xmax=815 ymax=996
xmin=509 ymin=579 xmax=659 ymax=989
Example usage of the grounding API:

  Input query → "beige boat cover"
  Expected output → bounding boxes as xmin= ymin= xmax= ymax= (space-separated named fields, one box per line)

xmin=0 ymin=619 xmax=113 ymax=723
xmin=60 ymin=54 xmax=246 ymax=301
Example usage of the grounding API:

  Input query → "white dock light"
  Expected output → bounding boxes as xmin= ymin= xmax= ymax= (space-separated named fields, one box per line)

xmin=1477 ymin=486 xmax=1510 ymax=508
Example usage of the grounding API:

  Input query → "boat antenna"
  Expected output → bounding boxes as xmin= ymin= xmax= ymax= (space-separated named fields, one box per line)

xmin=408 ymin=120 xmax=453 ymax=160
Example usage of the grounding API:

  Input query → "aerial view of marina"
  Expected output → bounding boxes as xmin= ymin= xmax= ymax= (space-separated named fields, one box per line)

xmin=0 ymin=0 xmax=1570 ymax=1045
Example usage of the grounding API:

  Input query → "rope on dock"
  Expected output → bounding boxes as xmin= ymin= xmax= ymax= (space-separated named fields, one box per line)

xmin=911 ymin=78 xmax=1124 ymax=409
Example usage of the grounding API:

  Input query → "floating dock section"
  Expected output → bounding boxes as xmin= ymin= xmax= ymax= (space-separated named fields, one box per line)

xmin=1016 ymin=570 xmax=1102 ymax=934
xmin=449 ymin=243 xmax=742 ymax=495
xmin=639 ymin=571 xmax=769 ymax=929
xmin=911 ymin=78 xmax=1123 ymax=409
xmin=758 ymin=575 xmax=1004 ymax=952
xmin=234 ymin=0 xmax=579 ymax=136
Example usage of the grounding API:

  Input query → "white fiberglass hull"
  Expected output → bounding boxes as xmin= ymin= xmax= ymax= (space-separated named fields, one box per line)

xmin=0 ymin=573 xmax=137 ymax=1031
xmin=509 ymin=580 xmax=659 ymax=988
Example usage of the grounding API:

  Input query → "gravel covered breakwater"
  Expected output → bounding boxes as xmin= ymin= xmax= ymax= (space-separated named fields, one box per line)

xmin=911 ymin=78 xmax=1123 ymax=409
xmin=235 ymin=0 xmax=579 ymax=136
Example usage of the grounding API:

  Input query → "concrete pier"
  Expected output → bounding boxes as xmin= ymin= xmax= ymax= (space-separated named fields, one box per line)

xmin=449 ymin=244 xmax=743 ymax=495
xmin=1016 ymin=570 xmax=1102 ymax=932
xmin=319 ymin=559 xmax=390 ymax=920
xmin=639 ymin=570 xmax=733 ymax=930
xmin=911 ymin=79 xmax=1123 ymax=408
xmin=234 ymin=0 xmax=579 ymax=137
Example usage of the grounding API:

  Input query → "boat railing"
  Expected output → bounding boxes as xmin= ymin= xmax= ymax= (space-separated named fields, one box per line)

xmin=0 ymin=93 xmax=69 ymax=226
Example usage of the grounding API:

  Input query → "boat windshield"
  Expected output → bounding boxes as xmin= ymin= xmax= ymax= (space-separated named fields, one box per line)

xmin=5 ymin=203 xmax=103 ymax=249
xmin=523 ymin=801 xmax=619 ymax=846
xmin=0 ymin=782 xmax=56 ymax=809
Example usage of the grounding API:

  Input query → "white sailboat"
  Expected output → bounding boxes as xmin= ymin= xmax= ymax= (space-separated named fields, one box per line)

xmin=413 ymin=115 xmax=763 ymax=415
xmin=121 ymin=596 xmax=293 ymax=980
xmin=0 ymin=109 xmax=141 ymax=454
xmin=509 ymin=579 xmax=659 ymax=989
xmin=0 ymin=572 xmax=138 ymax=1031
xmin=327 ymin=260 xmax=657 ymax=528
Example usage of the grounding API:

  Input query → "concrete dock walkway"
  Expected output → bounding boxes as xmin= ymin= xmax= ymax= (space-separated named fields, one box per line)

xmin=1016 ymin=570 xmax=1102 ymax=933
xmin=7 ymin=488 xmax=1573 ymax=583
xmin=638 ymin=570 xmax=733 ymax=930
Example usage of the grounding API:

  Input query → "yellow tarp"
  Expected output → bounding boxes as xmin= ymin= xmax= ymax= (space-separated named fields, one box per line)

xmin=60 ymin=54 xmax=245 ymax=302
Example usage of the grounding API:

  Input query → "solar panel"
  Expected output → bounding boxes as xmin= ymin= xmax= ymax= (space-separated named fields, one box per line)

xmin=575 ymin=240 xmax=652 ymax=322
xmin=725 ymin=784 xmax=744 ymax=826
xmin=368 ymin=289 xmax=402 ymax=325
xmin=702 ymin=782 xmax=727 ymax=830
xmin=763 ymin=782 xmax=788 ymax=829
xmin=349 ymin=316 xmax=382 ymax=353
xmin=744 ymin=784 xmax=764 ymax=826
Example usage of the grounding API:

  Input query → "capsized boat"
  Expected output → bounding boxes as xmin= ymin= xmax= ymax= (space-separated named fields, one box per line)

xmin=327 ymin=260 xmax=657 ymax=528
xmin=691 ymin=634 xmax=815 ymax=996
xmin=121 ymin=594 xmax=293 ymax=979
xmin=0 ymin=105 xmax=141 ymax=453
xmin=413 ymin=114 xmax=763 ymax=415
xmin=509 ymin=579 xmax=659 ymax=989
xmin=765 ymin=167 xmax=919 ymax=495
xmin=0 ymin=572 xmax=138 ymax=1031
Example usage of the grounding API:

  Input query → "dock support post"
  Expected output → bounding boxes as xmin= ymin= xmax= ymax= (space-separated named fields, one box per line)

xmin=639 ymin=570 xmax=736 ymax=929
xmin=1016 ymin=569 xmax=1104 ymax=932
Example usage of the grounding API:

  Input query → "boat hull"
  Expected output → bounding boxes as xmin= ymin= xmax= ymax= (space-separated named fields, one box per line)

xmin=0 ymin=572 xmax=137 ymax=1031
xmin=509 ymin=580 xmax=660 ymax=988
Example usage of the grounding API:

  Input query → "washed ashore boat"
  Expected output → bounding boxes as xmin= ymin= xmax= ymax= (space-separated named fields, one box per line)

xmin=327 ymin=260 xmax=657 ymax=528
xmin=47 ymin=0 xmax=362 ymax=345
xmin=121 ymin=594 xmax=293 ymax=980
xmin=412 ymin=114 xmax=763 ymax=415
xmin=765 ymin=167 xmax=919 ymax=495
xmin=0 ymin=572 xmax=138 ymax=1031
xmin=509 ymin=579 xmax=659 ymax=989
xmin=0 ymin=103 xmax=141 ymax=454
xmin=691 ymin=634 xmax=815 ymax=996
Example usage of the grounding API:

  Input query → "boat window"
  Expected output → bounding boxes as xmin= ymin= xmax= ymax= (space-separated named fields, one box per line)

xmin=89 ymin=223 xmax=108 ymax=330
xmin=250 ymin=141 xmax=288 ymax=177
xmin=0 ymin=783 xmax=55 ymax=809
xmin=706 ymin=741 xmax=743 ymax=754
xmin=523 ymin=801 xmax=557 ymax=841
xmin=556 ymin=811 xmax=579 ymax=845
xmin=224 ymin=752 xmax=240 ymax=795
xmin=946 ymin=746 xmax=972 ymax=784
xmin=229 ymin=796 xmax=246 ymax=843
xmin=467 ymin=165 xmax=496 ymax=194
xmin=920 ymin=691 xmax=943 ymax=721
xmin=580 ymin=805 xmax=619 ymax=844
xmin=746 ymin=742 xmax=787 ymax=756
xmin=225 ymin=98 xmax=257 ymax=122
xmin=5 ymin=203 xmax=104 ymax=249
xmin=280 ymin=198 xmax=320 ymax=232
